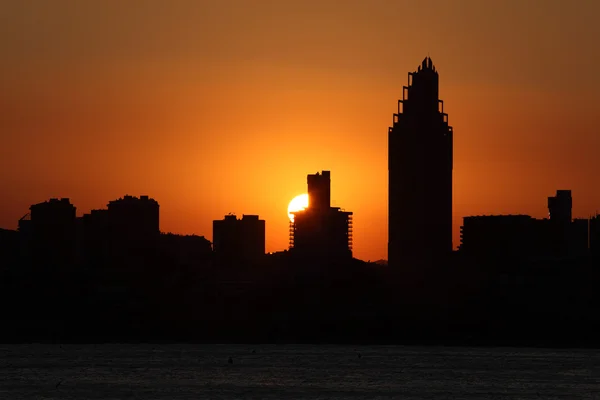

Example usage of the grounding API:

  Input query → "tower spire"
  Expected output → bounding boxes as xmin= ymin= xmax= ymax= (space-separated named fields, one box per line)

xmin=421 ymin=55 xmax=435 ymax=71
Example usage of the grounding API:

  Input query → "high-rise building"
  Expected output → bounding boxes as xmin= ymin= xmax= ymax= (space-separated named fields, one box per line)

xmin=29 ymin=198 xmax=77 ymax=267
xmin=106 ymin=195 xmax=160 ymax=260
xmin=213 ymin=214 xmax=266 ymax=264
xmin=307 ymin=171 xmax=331 ymax=211
xmin=290 ymin=171 xmax=353 ymax=260
xmin=107 ymin=195 xmax=160 ymax=240
xmin=388 ymin=57 xmax=453 ymax=267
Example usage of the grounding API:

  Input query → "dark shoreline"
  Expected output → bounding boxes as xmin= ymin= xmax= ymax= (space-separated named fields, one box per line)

xmin=3 ymin=343 xmax=599 ymax=351
xmin=3 ymin=334 xmax=599 ymax=350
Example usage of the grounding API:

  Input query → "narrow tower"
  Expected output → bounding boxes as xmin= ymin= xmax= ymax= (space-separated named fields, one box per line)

xmin=388 ymin=57 xmax=453 ymax=268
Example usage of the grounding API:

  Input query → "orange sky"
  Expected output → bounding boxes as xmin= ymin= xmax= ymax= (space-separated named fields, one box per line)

xmin=1 ymin=0 xmax=600 ymax=261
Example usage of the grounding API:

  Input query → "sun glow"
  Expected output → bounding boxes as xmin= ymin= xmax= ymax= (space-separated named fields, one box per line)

xmin=287 ymin=193 xmax=309 ymax=222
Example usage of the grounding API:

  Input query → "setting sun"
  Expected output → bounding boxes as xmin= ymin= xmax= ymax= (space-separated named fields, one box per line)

xmin=287 ymin=194 xmax=309 ymax=222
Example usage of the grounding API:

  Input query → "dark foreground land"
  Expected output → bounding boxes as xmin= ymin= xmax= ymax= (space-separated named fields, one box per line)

xmin=1 ymin=254 xmax=599 ymax=347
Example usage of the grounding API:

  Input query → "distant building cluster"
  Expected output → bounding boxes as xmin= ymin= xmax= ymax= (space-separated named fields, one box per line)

xmin=2 ymin=195 xmax=212 ymax=271
xmin=460 ymin=190 xmax=599 ymax=262
xmin=386 ymin=57 xmax=600 ymax=269
xmin=1 ymin=170 xmax=357 ymax=272
xmin=210 ymin=170 xmax=354 ymax=264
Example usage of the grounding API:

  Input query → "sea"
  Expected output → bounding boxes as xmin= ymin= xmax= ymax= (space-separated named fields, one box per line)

xmin=1 ymin=344 xmax=598 ymax=399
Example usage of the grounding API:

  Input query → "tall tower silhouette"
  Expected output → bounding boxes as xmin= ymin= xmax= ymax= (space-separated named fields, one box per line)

xmin=388 ymin=57 xmax=453 ymax=268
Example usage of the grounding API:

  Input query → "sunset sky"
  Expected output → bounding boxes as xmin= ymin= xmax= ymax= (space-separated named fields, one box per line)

xmin=1 ymin=0 xmax=599 ymax=261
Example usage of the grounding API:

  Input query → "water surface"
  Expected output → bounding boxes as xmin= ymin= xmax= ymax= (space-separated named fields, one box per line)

xmin=1 ymin=344 xmax=598 ymax=399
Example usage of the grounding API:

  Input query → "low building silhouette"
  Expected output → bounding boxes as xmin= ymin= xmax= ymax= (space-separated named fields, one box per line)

xmin=17 ymin=213 xmax=32 ymax=265
xmin=28 ymin=198 xmax=77 ymax=268
xmin=290 ymin=171 xmax=353 ymax=260
xmin=106 ymin=195 xmax=160 ymax=262
xmin=160 ymin=233 xmax=212 ymax=267
xmin=81 ymin=209 xmax=110 ymax=268
xmin=459 ymin=215 xmax=543 ymax=261
xmin=460 ymin=190 xmax=589 ymax=263
xmin=107 ymin=195 xmax=160 ymax=239
xmin=0 ymin=228 xmax=19 ymax=269
xmin=569 ymin=218 xmax=589 ymax=258
xmin=590 ymin=215 xmax=600 ymax=258
xmin=213 ymin=214 xmax=265 ymax=265
xmin=548 ymin=190 xmax=572 ymax=224
xmin=548 ymin=190 xmax=573 ymax=258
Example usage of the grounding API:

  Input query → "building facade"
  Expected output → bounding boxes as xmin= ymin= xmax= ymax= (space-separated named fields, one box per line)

xmin=29 ymin=198 xmax=77 ymax=268
xmin=107 ymin=195 xmax=160 ymax=239
xmin=290 ymin=171 xmax=353 ymax=260
xmin=81 ymin=209 xmax=110 ymax=268
xmin=388 ymin=57 xmax=453 ymax=267
xmin=213 ymin=214 xmax=266 ymax=264
xmin=460 ymin=191 xmax=590 ymax=262
xmin=106 ymin=195 xmax=160 ymax=261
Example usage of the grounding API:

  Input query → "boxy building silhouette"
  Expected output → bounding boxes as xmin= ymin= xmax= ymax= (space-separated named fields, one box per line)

xmin=548 ymin=190 xmax=572 ymax=223
xmin=289 ymin=171 xmax=353 ymax=260
xmin=460 ymin=190 xmax=590 ymax=262
xmin=106 ymin=195 xmax=160 ymax=259
xmin=213 ymin=214 xmax=265 ymax=264
xmin=27 ymin=198 xmax=77 ymax=269
xmin=81 ymin=209 xmax=110 ymax=268
xmin=107 ymin=195 xmax=160 ymax=241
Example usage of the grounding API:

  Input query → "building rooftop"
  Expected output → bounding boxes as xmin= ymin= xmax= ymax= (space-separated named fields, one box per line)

xmin=418 ymin=56 xmax=436 ymax=72
xmin=108 ymin=195 xmax=159 ymax=206
xmin=464 ymin=214 xmax=532 ymax=219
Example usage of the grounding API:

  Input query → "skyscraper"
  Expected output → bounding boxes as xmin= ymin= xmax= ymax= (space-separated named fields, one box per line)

xmin=388 ymin=57 xmax=453 ymax=267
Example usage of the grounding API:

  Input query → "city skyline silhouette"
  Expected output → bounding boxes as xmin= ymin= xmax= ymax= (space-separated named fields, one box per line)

xmin=3 ymin=53 xmax=600 ymax=275
xmin=2 ymin=5 xmax=600 ymax=400
xmin=3 ymin=55 xmax=599 ymax=263
xmin=1 ymin=1 xmax=600 ymax=262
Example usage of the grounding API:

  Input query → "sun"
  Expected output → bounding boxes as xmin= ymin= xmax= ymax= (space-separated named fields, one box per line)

xmin=287 ymin=193 xmax=309 ymax=222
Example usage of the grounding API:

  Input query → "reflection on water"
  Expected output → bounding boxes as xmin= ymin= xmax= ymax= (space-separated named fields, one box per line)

xmin=1 ymin=344 xmax=598 ymax=399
